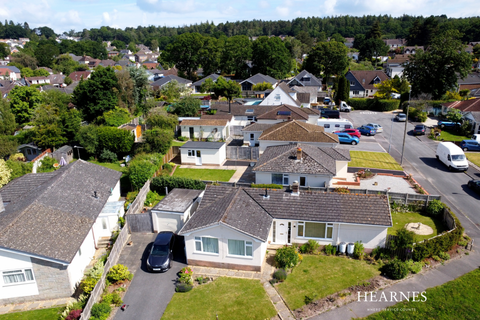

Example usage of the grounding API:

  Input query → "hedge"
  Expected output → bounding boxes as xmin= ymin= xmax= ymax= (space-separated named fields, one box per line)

xmin=250 ymin=183 xmax=283 ymax=189
xmin=151 ymin=176 xmax=205 ymax=193
xmin=348 ymin=98 xmax=400 ymax=111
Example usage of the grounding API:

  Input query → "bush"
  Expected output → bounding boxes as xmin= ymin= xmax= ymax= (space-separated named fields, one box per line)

xmin=371 ymin=246 xmax=390 ymax=260
xmin=304 ymin=295 xmax=315 ymax=305
xmin=347 ymin=98 xmax=400 ymax=111
xmin=353 ymin=241 xmax=365 ymax=260
xmin=99 ymin=149 xmax=117 ymax=163
xmin=250 ymin=183 xmax=283 ymax=189
xmin=458 ymin=240 xmax=467 ymax=247
xmin=406 ymin=260 xmax=422 ymax=274
xmin=438 ymin=252 xmax=450 ymax=260
xmin=151 ymin=175 xmax=205 ymax=193
xmin=90 ymin=302 xmax=111 ymax=320
xmin=382 ymin=258 xmax=409 ymax=279
xmin=144 ymin=191 xmax=162 ymax=207
xmin=299 ymin=239 xmax=319 ymax=254
xmin=175 ymin=283 xmax=193 ymax=292
xmin=274 ymin=245 xmax=301 ymax=269
xmin=273 ymin=269 xmax=287 ymax=282
xmin=128 ymin=160 xmax=156 ymax=190
xmin=163 ymin=162 xmax=174 ymax=174
xmin=178 ymin=266 xmax=193 ymax=284
xmin=390 ymin=228 xmax=416 ymax=252
xmin=80 ymin=276 xmax=98 ymax=295
xmin=103 ymin=107 xmax=131 ymax=127
xmin=5 ymin=159 xmax=32 ymax=180
xmin=143 ymin=128 xmax=174 ymax=154
xmin=65 ymin=309 xmax=82 ymax=320
xmin=85 ymin=260 xmax=105 ymax=280
xmin=324 ymin=244 xmax=337 ymax=256
xmin=102 ymin=292 xmax=123 ymax=307
xmin=37 ymin=156 xmax=58 ymax=173
xmin=177 ymin=136 xmax=188 ymax=141
xmin=426 ymin=200 xmax=444 ymax=216
xmin=107 ymin=264 xmax=133 ymax=283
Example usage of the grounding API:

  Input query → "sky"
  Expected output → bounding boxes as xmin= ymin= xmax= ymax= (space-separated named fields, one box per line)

xmin=1 ymin=0 xmax=480 ymax=34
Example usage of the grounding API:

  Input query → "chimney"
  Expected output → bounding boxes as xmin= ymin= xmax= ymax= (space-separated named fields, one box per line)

xmin=263 ymin=188 xmax=270 ymax=199
xmin=292 ymin=181 xmax=300 ymax=195
xmin=296 ymin=147 xmax=302 ymax=160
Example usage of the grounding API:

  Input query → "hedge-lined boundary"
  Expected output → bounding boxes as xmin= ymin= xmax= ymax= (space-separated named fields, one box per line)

xmin=349 ymin=98 xmax=400 ymax=111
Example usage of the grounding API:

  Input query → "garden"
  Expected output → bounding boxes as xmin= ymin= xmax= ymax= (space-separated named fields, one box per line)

xmin=466 ymin=152 xmax=480 ymax=167
xmin=349 ymin=151 xmax=403 ymax=171
xmin=0 ymin=307 xmax=64 ymax=320
xmin=173 ymin=167 xmax=236 ymax=182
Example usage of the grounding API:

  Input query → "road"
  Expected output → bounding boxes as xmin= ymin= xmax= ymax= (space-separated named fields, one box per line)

xmin=344 ymin=110 xmax=480 ymax=239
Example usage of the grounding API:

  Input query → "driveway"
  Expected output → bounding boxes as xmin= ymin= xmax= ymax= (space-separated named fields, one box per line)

xmin=114 ymin=233 xmax=186 ymax=320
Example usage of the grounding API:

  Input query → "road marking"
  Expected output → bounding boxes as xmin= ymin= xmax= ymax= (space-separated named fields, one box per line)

xmin=360 ymin=112 xmax=377 ymax=114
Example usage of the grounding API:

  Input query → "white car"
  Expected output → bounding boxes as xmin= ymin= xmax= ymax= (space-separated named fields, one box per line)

xmin=366 ymin=123 xmax=383 ymax=133
xmin=390 ymin=93 xmax=401 ymax=99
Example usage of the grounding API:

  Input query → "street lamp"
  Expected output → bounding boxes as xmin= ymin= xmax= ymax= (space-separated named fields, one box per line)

xmin=74 ymin=146 xmax=84 ymax=160
xmin=400 ymin=86 xmax=411 ymax=166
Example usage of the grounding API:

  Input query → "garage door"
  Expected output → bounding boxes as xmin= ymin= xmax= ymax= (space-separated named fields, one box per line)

xmin=153 ymin=212 xmax=183 ymax=233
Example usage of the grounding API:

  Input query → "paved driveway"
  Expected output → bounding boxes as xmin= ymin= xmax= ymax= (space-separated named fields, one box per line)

xmin=114 ymin=233 xmax=186 ymax=320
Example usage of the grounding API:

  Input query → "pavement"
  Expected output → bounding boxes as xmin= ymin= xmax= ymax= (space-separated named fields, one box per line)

xmin=114 ymin=233 xmax=186 ymax=320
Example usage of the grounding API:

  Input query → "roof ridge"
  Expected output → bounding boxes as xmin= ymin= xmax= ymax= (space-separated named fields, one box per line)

xmin=259 ymin=121 xmax=290 ymax=139
xmin=220 ymin=188 xmax=243 ymax=223
xmin=254 ymin=144 xmax=298 ymax=170
xmin=241 ymin=188 xmax=273 ymax=219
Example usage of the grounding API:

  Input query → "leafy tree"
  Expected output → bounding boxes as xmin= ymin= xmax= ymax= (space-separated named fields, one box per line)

xmin=220 ymin=35 xmax=252 ymax=78
xmin=303 ymin=40 xmax=348 ymax=80
xmin=53 ymin=54 xmax=80 ymax=75
xmin=162 ymin=33 xmax=205 ymax=79
xmin=0 ymin=159 xmax=12 ymax=187
xmin=32 ymin=104 xmax=67 ymax=149
xmin=406 ymin=16 xmax=439 ymax=46
xmin=198 ymin=36 xmax=222 ymax=76
xmin=0 ymin=99 xmax=16 ymax=135
xmin=60 ymin=109 xmax=82 ymax=143
xmin=373 ymin=78 xmax=410 ymax=99
xmin=367 ymin=21 xmax=382 ymax=39
xmin=0 ymin=43 xmax=9 ymax=59
xmin=210 ymin=76 xmax=241 ymax=114
xmin=35 ymin=43 xmax=60 ymax=68
xmin=97 ymin=126 xmax=134 ymax=156
xmin=127 ymin=67 xmax=150 ymax=111
xmin=128 ymin=159 xmax=156 ymax=190
xmin=459 ymin=89 xmax=470 ymax=100
xmin=160 ymin=80 xmax=189 ymax=102
xmin=111 ymin=40 xmax=126 ymax=50
xmin=334 ymin=75 xmax=349 ymax=104
xmin=40 ymin=89 xmax=71 ymax=112
xmin=0 ymin=135 xmax=18 ymax=159
xmin=199 ymin=78 xmax=215 ymax=93
xmin=103 ymin=107 xmax=131 ymax=127
xmin=9 ymin=86 xmax=42 ymax=125
xmin=6 ymin=158 xmax=33 ymax=180
xmin=64 ymin=76 xmax=73 ymax=86
xmin=252 ymin=36 xmax=291 ymax=79
xmin=473 ymin=44 xmax=480 ymax=59
xmin=143 ymin=128 xmax=174 ymax=154
xmin=76 ymin=124 xmax=99 ymax=154
xmin=10 ymin=52 xmax=38 ymax=69
xmin=116 ymin=69 xmax=135 ymax=111
xmin=72 ymin=66 xmax=120 ymax=122
xmin=252 ymin=82 xmax=273 ymax=91
xmin=283 ymin=36 xmax=305 ymax=60
xmin=296 ymin=31 xmax=314 ymax=49
xmin=404 ymin=30 xmax=472 ymax=99
xmin=146 ymin=108 xmax=178 ymax=130
xmin=446 ymin=108 xmax=463 ymax=123
xmin=330 ymin=33 xmax=346 ymax=43
xmin=360 ymin=38 xmax=389 ymax=67
xmin=171 ymin=96 xmax=201 ymax=117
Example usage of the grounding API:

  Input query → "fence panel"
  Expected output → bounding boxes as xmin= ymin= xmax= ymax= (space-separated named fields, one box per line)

xmin=127 ymin=213 xmax=153 ymax=233
xmin=226 ymin=146 xmax=259 ymax=160
xmin=230 ymin=126 xmax=244 ymax=138
xmin=126 ymin=180 xmax=150 ymax=216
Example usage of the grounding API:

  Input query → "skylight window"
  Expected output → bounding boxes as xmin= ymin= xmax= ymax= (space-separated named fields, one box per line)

xmin=246 ymin=109 xmax=254 ymax=113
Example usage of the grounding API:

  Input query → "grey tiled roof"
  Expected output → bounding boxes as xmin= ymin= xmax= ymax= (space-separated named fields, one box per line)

xmin=210 ymin=104 xmax=279 ymax=116
xmin=256 ymin=104 xmax=309 ymax=120
xmin=258 ymin=120 xmax=339 ymax=143
xmin=153 ymin=188 xmax=203 ymax=213
xmin=290 ymin=70 xmax=322 ymax=87
xmin=253 ymin=143 xmax=350 ymax=175
xmin=193 ymin=74 xmax=220 ymax=86
xmin=0 ymin=172 xmax=59 ymax=203
xmin=0 ymin=160 xmax=122 ymax=263
xmin=180 ymin=141 xmax=225 ymax=149
xmin=241 ymin=123 xmax=275 ymax=132
xmin=240 ymin=73 xmax=277 ymax=85
xmin=150 ymin=75 xmax=192 ymax=87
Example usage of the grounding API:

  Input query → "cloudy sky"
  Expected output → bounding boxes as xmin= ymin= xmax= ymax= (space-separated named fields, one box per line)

xmin=1 ymin=0 xmax=479 ymax=34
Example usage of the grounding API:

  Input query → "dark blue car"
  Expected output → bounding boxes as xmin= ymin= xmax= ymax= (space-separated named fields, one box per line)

xmin=147 ymin=231 xmax=175 ymax=272
xmin=437 ymin=120 xmax=459 ymax=128
xmin=357 ymin=126 xmax=377 ymax=136
xmin=334 ymin=132 xmax=359 ymax=145
xmin=460 ymin=140 xmax=480 ymax=151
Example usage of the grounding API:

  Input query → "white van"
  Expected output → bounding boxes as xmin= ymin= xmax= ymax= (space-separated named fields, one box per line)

xmin=317 ymin=119 xmax=354 ymax=133
xmin=471 ymin=134 xmax=480 ymax=142
xmin=339 ymin=101 xmax=352 ymax=112
xmin=436 ymin=142 xmax=469 ymax=171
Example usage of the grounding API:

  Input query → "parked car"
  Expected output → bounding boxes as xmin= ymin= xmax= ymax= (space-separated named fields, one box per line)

xmin=395 ymin=113 xmax=407 ymax=122
xmin=413 ymin=124 xmax=426 ymax=135
xmin=436 ymin=142 xmax=468 ymax=171
xmin=339 ymin=101 xmax=352 ymax=112
xmin=320 ymin=109 xmax=340 ymax=119
xmin=357 ymin=125 xmax=377 ymax=136
xmin=472 ymin=134 xmax=480 ymax=141
xmin=460 ymin=140 xmax=480 ymax=151
xmin=147 ymin=231 xmax=175 ymax=272
xmin=335 ymin=128 xmax=361 ymax=139
xmin=323 ymin=97 xmax=332 ymax=104
xmin=390 ymin=93 xmax=401 ymax=99
xmin=366 ymin=123 xmax=383 ymax=133
xmin=437 ymin=120 xmax=459 ymax=128
xmin=467 ymin=179 xmax=480 ymax=194
xmin=334 ymin=132 xmax=359 ymax=145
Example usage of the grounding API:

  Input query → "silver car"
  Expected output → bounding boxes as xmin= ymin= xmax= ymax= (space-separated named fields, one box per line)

xmin=395 ymin=113 xmax=407 ymax=122
xmin=366 ymin=123 xmax=383 ymax=133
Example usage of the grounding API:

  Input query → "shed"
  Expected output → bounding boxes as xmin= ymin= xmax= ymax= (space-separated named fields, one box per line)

xmin=179 ymin=141 xmax=226 ymax=166
xmin=52 ymin=145 xmax=73 ymax=164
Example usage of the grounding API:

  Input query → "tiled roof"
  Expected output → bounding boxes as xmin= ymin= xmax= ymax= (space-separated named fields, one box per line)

xmin=0 ymin=160 xmax=122 ymax=263
xmin=0 ymin=172 xmax=59 ymax=203
xmin=181 ymin=119 xmax=228 ymax=126
xmin=253 ymin=143 xmax=350 ymax=175
xmin=193 ymin=74 xmax=220 ymax=86
xmin=458 ymin=73 xmax=480 ymax=85
xmin=348 ymin=71 xmax=389 ymax=90
xmin=210 ymin=104 xmax=278 ymax=116
xmin=152 ymin=188 xmax=203 ymax=213
xmin=258 ymin=120 xmax=339 ymax=143
xmin=68 ymin=71 xmax=91 ymax=81
xmin=240 ymin=73 xmax=277 ymax=85
xmin=443 ymin=99 xmax=480 ymax=112
xmin=256 ymin=104 xmax=311 ymax=121
xmin=241 ymin=123 xmax=275 ymax=132
xmin=297 ymin=93 xmax=310 ymax=104
xmin=179 ymin=141 xmax=225 ymax=149
xmin=150 ymin=75 xmax=191 ymax=87
xmin=200 ymin=114 xmax=234 ymax=121
xmin=291 ymin=70 xmax=322 ymax=87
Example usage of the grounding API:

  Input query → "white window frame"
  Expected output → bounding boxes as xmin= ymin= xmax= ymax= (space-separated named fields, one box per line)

xmin=272 ymin=173 xmax=289 ymax=186
xmin=227 ymin=239 xmax=253 ymax=257
xmin=275 ymin=94 xmax=281 ymax=101
xmin=247 ymin=116 xmax=255 ymax=121
xmin=187 ymin=150 xmax=194 ymax=157
xmin=297 ymin=222 xmax=333 ymax=240
xmin=194 ymin=236 xmax=219 ymax=255
xmin=353 ymin=90 xmax=359 ymax=95
xmin=2 ymin=269 xmax=35 ymax=286
xmin=350 ymin=81 xmax=355 ymax=86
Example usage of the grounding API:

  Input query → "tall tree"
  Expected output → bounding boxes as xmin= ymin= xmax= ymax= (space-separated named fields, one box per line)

xmin=211 ymin=76 xmax=241 ymax=114
xmin=0 ymin=99 xmax=16 ymax=135
xmin=35 ymin=43 xmax=60 ymax=68
xmin=404 ymin=30 xmax=472 ymax=99
xmin=162 ymin=33 xmax=205 ymax=79
xmin=362 ymin=38 xmax=389 ymax=67
xmin=334 ymin=75 xmax=349 ymax=104
xmin=303 ymin=40 xmax=348 ymax=80
xmin=9 ymin=86 xmax=42 ymax=125
xmin=198 ymin=36 xmax=222 ymax=76
xmin=367 ymin=21 xmax=382 ymax=39
xmin=251 ymin=36 xmax=291 ymax=79
xmin=220 ymin=35 xmax=252 ymax=78
xmin=128 ymin=66 xmax=150 ymax=111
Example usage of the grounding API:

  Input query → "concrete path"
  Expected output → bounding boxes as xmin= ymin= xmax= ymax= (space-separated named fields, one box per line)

xmin=191 ymin=266 xmax=262 ymax=280
xmin=0 ymin=297 xmax=73 ymax=315
xmin=310 ymin=250 xmax=480 ymax=320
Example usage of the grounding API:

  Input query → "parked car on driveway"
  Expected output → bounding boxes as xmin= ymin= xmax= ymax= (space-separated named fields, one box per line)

xmin=334 ymin=132 xmax=359 ymax=145
xmin=413 ymin=124 xmax=426 ymax=135
xmin=460 ymin=140 xmax=480 ymax=151
xmin=147 ymin=231 xmax=175 ymax=272
xmin=437 ymin=120 xmax=459 ymax=128
xmin=335 ymin=128 xmax=361 ymax=139
xmin=357 ymin=125 xmax=377 ymax=136
xmin=395 ymin=113 xmax=407 ymax=122
xmin=366 ymin=123 xmax=383 ymax=133
xmin=468 ymin=179 xmax=480 ymax=194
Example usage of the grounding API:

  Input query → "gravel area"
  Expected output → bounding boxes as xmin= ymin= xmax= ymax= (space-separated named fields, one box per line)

xmin=359 ymin=175 xmax=417 ymax=194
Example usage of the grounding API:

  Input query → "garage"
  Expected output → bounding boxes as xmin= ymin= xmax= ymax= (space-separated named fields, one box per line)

xmin=179 ymin=141 xmax=226 ymax=166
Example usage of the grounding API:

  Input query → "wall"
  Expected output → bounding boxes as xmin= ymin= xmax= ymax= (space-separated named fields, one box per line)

xmin=0 ymin=251 xmax=39 ymax=301
xmin=107 ymin=181 xmax=121 ymax=202
xmin=180 ymin=125 xmax=227 ymax=140
xmin=184 ymin=224 xmax=265 ymax=271
xmin=243 ymin=131 xmax=262 ymax=146
xmin=335 ymin=161 xmax=349 ymax=180
xmin=180 ymin=146 xmax=226 ymax=166
xmin=67 ymin=228 xmax=96 ymax=291
xmin=152 ymin=211 xmax=183 ymax=233
xmin=255 ymin=172 xmax=331 ymax=188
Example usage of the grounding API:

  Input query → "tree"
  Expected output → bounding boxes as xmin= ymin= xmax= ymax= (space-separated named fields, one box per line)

xmin=404 ymin=30 xmax=472 ymax=99
xmin=103 ymin=107 xmax=131 ymax=127
xmin=21 ymin=67 xmax=49 ymax=78
xmin=330 ymin=33 xmax=346 ymax=43
xmin=9 ymin=86 xmax=42 ymax=125
xmin=407 ymin=17 xmax=439 ymax=46
xmin=252 ymin=36 xmax=292 ymax=79
xmin=210 ymin=76 xmax=241 ymax=114
xmin=111 ymin=40 xmax=126 ymax=50
xmin=295 ymin=31 xmax=314 ymax=49
xmin=35 ymin=43 xmax=60 ymax=68
xmin=72 ymin=66 xmax=120 ymax=122
xmin=60 ymin=109 xmax=82 ymax=143
xmin=160 ymin=80 xmax=189 ymax=102
xmin=373 ymin=78 xmax=410 ymax=99
xmin=53 ymin=54 xmax=80 ymax=75
xmin=127 ymin=67 xmax=149 ymax=110
xmin=162 ymin=33 xmax=205 ymax=79
xmin=0 ymin=135 xmax=18 ymax=159
xmin=10 ymin=52 xmax=38 ymax=69
xmin=0 ymin=159 xmax=12 ymax=187
xmin=116 ymin=69 xmax=135 ymax=111
xmin=0 ymin=99 xmax=16 ymax=135
xmin=143 ymin=128 xmax=174 ymax=154
xmin=220 ymin=35 xmax=252 ymax=78
xmin=360 ymin=38 xmax=389 ymax=67
xmin=303 ymin=40 xmax=348 ymax=80
xmin=198 ymin=36 xmax=222 ymax=76
xmin=76 ymin=125 xmax=98 ymax=154
xmin=367 ymin=21 xmax=382 ymax=39
xmin=0 ymin=43 xmax=9 ymax=59
xmin=171 ymin=96 xmax=201 ymax=117
xmin=446 ymin=108 xmax=463 ymax=123
xmin=97 ymin=126 xmax=134 ymax=156
xmin=252 ymin=82 xmax=273 ymax=91
xmin=146 ymin=108 xmax=178 ymax=130
xmin=199 ymin=78 xmax=215 ymax=93
xmin=64 ymin=76 xmax=73 ymax=86
xmin=334 ymin=75 xmax=349 ymax=104
xmin=31 ymin=104 xmax=67 ymax=149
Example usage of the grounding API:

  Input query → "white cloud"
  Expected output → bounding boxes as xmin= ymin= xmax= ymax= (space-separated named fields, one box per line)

xmin=276 ymin=6 xmax=290 ymax=16
xmin=259 ymin=0 xmax=269 ymax=9
xmin=102 ymin=12 xmax=111 ymax=23
xmin=218 ymin=4 xmax=237 ymax=15
xmin=136 ymin=0 xmax=196 ymax=13
xmin=322 ymin=0 xmax=337 ymax=15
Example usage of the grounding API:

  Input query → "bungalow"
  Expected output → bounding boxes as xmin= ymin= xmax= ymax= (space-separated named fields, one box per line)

xmin=179 ymin=141 xmax=226 ymax=166
xmin=0 ymin=160 xmax=123 ymax=304
xmin=441 ymin=99 xmax=480 ymax=134
xmin=345 ymin=70 xmax=389 ymax=98
xmin=25 ymin=76 xmax=50 ymax=85
xmin=286 ymin=70 xmax=322 ymax=90
xmin=68 ymin=71 xmax=91 ymax=82
xmin=150 ymin=75 xmax=192 ymax=90
xmin=208 ymin=104 xmax=278 ymax=127
xmin=180 ymin=118 xmax=230 ymax=141
xmin=256 ymin=104 xmax=320 ymax=125
xmin=192 ymin=74 xmax=221 ymax=93
xmin=179 ymin=185 xmax=392 ymax=271
xmin=240 ymin=73 xmax=277 ymax=91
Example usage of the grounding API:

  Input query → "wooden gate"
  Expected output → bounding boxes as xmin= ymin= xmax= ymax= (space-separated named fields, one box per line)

xmin=126 ymin=213 xmax=153 ymax=233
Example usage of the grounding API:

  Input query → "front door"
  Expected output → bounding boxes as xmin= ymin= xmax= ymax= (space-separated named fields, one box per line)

xmin=189 ymin=127 xmax=194 ymax=139
xmin=250 ymin=133 xmax=255 ymax=146
xmin=275 ymin=221 xmax=292 ymax=244
xmin=195 ymin=150 xmax=202 ymax=166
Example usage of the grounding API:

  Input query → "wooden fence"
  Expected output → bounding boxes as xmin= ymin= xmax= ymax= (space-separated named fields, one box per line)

xmin=126 ymin=179 xmax=151 ymax=217
xmin=127 ymin=212 xmax=153 ymax=233
xmin=226 ymin=146 xmax=260 ymax=160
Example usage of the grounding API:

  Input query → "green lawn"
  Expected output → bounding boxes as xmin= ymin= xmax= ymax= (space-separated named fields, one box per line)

xmin=277 ymin=255 xmax=381 ymax=310
xmin=389 ymin=211 xmax=447 ymax=242
xmin=0 ymin=307 xmax=64 ymax=320
xmin=173 ymin=168 xmax=235 ymax=181
xmin=349 ymin=151 xmax=403 ymax=171
xmin=466 ymin=152 xmax=480 ymax=167
xmin=429 ymin=130 xmax=469 ymax=142
xmin=365 ymin=268 xmax=480 ymax=320
xmin=171 ymin=140 xmax=186 ymax=147
xmin=162 ymin=277 xmax=276 ymax=320
xmin=88 ymin=160 xmax=126 ymax=172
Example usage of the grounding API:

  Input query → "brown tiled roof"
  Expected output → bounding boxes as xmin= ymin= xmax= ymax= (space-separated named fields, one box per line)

xmin=297 ymin=92 xmax=310 ymax=104
xmin=349 ymin=71 xmax=389 ymax=90
xmin=200 ymin=114 xmax=234 ymax=121
xmin=181 ymin=119 xmax=228 ymax=126
xmin=241 ymin=123 xmax=275 ymax=132
xmin=301 ymin=108 xmax=320 ymax=115
xmin=258 ymin=120 xmax=339 ymax=143
xmin=443 ymin=99 xmax=480 ymax=112
xmin=257 ymin=104 xmax=311 ymax=120
xmin=68 ymin=71 xmax=91 ymax=81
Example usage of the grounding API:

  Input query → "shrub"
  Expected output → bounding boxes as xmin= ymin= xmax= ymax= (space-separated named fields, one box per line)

xmin=85 ymin=260 xmax=105 ymax=280
xmin=438 ymin=252 xmax=450 ymax=260
xmin=458 ymin=240 xmax=467 ymax=247
xmin=250 ymin=183 xmax=283 ymax=189
xmin=371 ymin=246 xmax=390 ymax=260
xmin=107 ymin=264 xmax=133 ymax=283
xmin=353 ymin=241 xmax=365 ymax=260
xmin=102 ymin=292 xmax=123 ymax=307
xmin=432 ymin=255 xmax=441 ymax=261
xmin=5 ymin=159 xmax=33 ymax=180
xmin=304 ymin=294 xmax=315 ymax=305
xmin=126 ymin=191 xmax=138 ymax=202
xmin=90 ymin=302 xmax=111 ymax=320
xmin=128 ymin=159 xmax=157 ymax=190
xmin=406 ymin=260 xmax=422 ymax=274
xmin=177 ymin=136 xmax=188 ymax=141
xmin=80 ymin=276 xmax=98 ymax=294
xmin=382 ymin=258 xmax=409 ymax=279
xmin=176 ymin=283 xmax=193 ymax=292
xmin=347 ymin=98 xmax=399 ymax=111
xmin=426 ymin=200 xmax=445 ymax=216
xmin=103 ymin=107 xmax=131 ymax=127
xmin=144 ymin=190 xmax=162 ymax=207
xmin=99 ymin=149 xmax=117 ymax=163
xmin=178 ymin=266 xmax=193 ymax=284
xmin=302 ymin=239 xmax=320 ymax=254
xmin=96 ymin=126 xmax=135 ymax=156
xmin=37 ymin=156 xmax=58 ymax=173
xmin=273 ymin=269 xmax=288 ymax=282
xmin=151 ymin=175 xmax=205 ymax=193
xmin=390 ymin=228 xmax=416 ymax=252
xmin=274 ymin=245 xmax=301 ymax=269
xmin=334 ymin=187 xmax=350 ymax=193
xmin=143 ymin=128 xmax=174 ymax=154
xmin=324 ymin=244 xmax=337 ymax=256
xmin=163 ymin=162 xmax=174 ymax=173
xmin=65 ymin=309 xmax=82 ymax=320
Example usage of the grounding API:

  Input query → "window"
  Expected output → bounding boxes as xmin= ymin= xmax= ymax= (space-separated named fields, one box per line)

xmin=300 ymin=176 xmax=306 ymax=187
xmin=27 ymin=149 xmax=32 ymax=155
xmin=345 ymin=125 xmax=351 ymax=129
xmin=324 ymin=124 xmax=330 ymax=128
xmin=297 ymin=222 xmax=333 ymax=239
xmin=250 ymin=133 xmax=255 ymax=140
xmin=102 ymin=218 xmax=108 ymax=230
xmin=283 ymin=174 xmax=289 ymax=185
xmin=275 ymin=94 xmax=281 ymax=101
xmin=350 ymin=81 xmax=355 ymax=86
xmin=188 ymin=150 xmax=194 ymax=157
xmin=246 ymin=109 xmax=254 ymax=113
xmin=247 ymin=116 xmax=255 ymax=121
xmin=335 ymin=124 xmax=340 ymax=128
xmin=194 ymin=237 xmax=219 ymax=254
xmin=228 ymin=239 xmax=253 ymax=257
xmin=301 ymin=77 xmax=311 ymax=82
xmin=272 ymin=222 xmax=276 ymax=242
xmin=272 ymin=173 xmax=289 ymax=185
xmin=353 ymin=90 xmax=359 ymax=95
xmin=3 ymin=269 xmax=35 ymax=284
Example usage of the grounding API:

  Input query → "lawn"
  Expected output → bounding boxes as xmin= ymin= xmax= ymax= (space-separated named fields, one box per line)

xmin=162 ymin=277 xmax=276 ymax=320
xmin=173 ymin=168 xmax=236 ymax=181
xmin=276 ymin=255 xmax=381 ymax=310
xmin=0 ymin=307 xmax=64 ymax=320
xmin=388 ymin=211 xmax=447 ymax=242
xmin=466 ymin=152 xmax=480 ymax=167
xmin=349 ymin=151 xmax=403 ymax=171
xmin=171 ymin=140 xmax=186 ymax=147
xmin=366 ymin=268 xmax=480 ymax=320
xmin=88 ymin=160 xmax=126 ymax=172
xmin=429 ymin=130 xmax=469 ymax=142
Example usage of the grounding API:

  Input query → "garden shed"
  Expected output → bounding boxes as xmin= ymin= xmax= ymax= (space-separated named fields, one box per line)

xmin=179 ymin=141 xmax=226 ymax=166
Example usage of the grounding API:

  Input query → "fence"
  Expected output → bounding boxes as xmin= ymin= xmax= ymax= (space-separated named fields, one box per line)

xmin=127 ymin=212 xmax=153 ymax=232
xmin=79 ymin=221 xmax=130 ymax=320
xmin=230 ymin=126 xmax=244 ymax=138
xmin=162 ymin=146 xmax=180 ymax=165
xmin=226 ymin=146 xmax=260 ymax=160
xmin=126 ymin=179 xmax=151 ymax=217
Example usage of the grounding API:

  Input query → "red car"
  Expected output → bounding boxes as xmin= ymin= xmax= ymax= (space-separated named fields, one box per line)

xmin=335 ymin=129 xmax=361 ymax=139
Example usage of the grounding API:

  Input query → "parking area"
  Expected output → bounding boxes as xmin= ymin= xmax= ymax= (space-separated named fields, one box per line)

xmin=114 ymin=233 xmax=186 ymax=320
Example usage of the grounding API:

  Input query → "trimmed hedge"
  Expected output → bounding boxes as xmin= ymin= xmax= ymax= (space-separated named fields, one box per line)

xmin=250 ymin=183 xmax=283 ymax=189
xmin=175 ymin=283 xmax=193 ymax=292
xmin=151 ymin=175 xmax=206 ymax=193
xmin=273 ymin=269 xmax=288 ymax=281
xmin=348 ymin=98 xmax=400 ymax=111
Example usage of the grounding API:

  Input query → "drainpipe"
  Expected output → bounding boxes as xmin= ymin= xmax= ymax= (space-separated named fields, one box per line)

xmin=91 ymin=227 xmax=98 ymax=249
xmin=336 ymin=223 xmax=341 ymax=246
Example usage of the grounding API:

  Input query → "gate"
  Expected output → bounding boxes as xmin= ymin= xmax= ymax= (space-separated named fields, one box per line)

xmin=226 ymin=146 xmax=260 ymax=160
xmin=126 ymin=212 xmax=153 ymax=233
